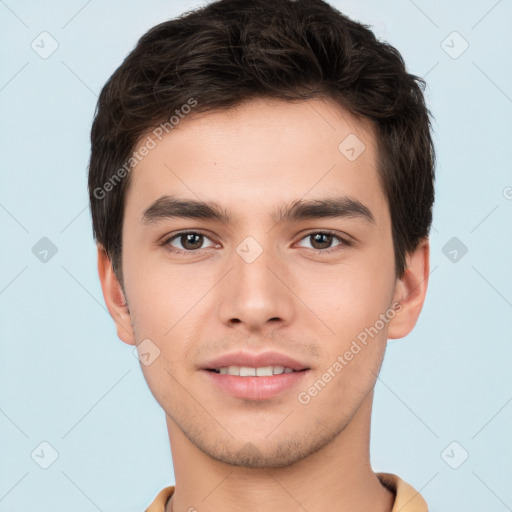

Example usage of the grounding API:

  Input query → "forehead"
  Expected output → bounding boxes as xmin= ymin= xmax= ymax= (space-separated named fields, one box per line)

xmin=124 ymin=97 xmax=388 ymax=227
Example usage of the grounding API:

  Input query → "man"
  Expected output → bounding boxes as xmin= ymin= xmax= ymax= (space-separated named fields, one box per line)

xmin=88 ymin=0 xmax=435 ymax=510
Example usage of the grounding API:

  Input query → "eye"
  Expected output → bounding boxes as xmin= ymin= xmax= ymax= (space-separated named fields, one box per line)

xmin=161 ymin=230 xmax=352 ymax=255
xmin=296 ymin=231 xmax=351 ymax=253
xmin=163 ymin=231 xmax=218 ymax=253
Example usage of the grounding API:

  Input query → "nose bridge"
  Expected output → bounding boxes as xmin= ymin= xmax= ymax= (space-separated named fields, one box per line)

xmin=236 ymin=234 xmax=280 ymax=290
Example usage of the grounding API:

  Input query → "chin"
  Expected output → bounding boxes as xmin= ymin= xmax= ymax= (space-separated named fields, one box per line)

xmin=198 ymin=432 xmax=337 ymax=469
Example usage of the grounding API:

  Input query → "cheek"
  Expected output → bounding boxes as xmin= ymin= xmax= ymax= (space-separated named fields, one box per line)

xmin=299 ymin=258 xmax=395 ymax=341
xmin=299 ymin=267 xmax=393 ymax=412
xmin=124 ymin=256 xmax=212 ymax=395
xmin=124 ymin=249 xmax=209 ymax=337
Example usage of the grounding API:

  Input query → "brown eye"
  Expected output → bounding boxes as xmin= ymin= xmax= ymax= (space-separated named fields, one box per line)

xmin=309 ymin=233 xmax=335 ymax=250
xmin=165 ymin=232 xmax=216 ymax=252
xmin=297 ymin=231 xmax=349 ymax=253
xmin=182 ymin=233 xmax=203 ymax=250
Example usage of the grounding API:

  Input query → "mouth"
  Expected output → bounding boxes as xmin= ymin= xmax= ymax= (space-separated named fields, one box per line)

xmin=201 ymin=350 xmax=310 ymax=373
xmin=201 ymin=351 xmax=310 ymax=400
xmin=206 ymin=366 xmax=306 ymax=376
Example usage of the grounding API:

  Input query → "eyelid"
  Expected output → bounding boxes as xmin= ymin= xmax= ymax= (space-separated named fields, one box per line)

xmin=161 ymin=229 xmax=353 ymax=254
xmin=162 ymin=230 xmax=218 ymax=252
xmin=295 ymin=230 xmax=353 ymax=251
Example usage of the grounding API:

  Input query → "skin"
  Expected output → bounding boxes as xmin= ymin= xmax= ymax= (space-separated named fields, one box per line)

xmin=97 ymin=97 xmax=429 ymax=512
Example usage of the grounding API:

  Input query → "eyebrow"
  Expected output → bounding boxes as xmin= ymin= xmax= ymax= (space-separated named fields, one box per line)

xmin=141 ymin=195 xmax=375 ymax=225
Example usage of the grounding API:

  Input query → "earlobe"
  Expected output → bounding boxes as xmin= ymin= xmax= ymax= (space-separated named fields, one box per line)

xmin=96 ymin=244 xmax=136 ymax=346
xmin=388 ymin=238 xmax=430 ymax=340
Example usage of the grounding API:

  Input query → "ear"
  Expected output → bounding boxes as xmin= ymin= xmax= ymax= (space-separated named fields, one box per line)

xmin=388 ymin=238 xmax=430 ymax=339
xmin=97 ymin=244 xmax=135 ymax=346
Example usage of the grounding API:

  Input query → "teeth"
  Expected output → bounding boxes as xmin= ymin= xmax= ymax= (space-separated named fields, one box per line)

xmin=240 ymin=366 xmax=256 ymax=377
xmin=215 ymin=365 xmax=296 ymax=376
xmin=256 ymin=366 xmax=273 ymax=376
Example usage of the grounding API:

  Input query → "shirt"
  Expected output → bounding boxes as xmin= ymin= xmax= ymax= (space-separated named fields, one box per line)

xmin=145 ymin=472 xmax=428 ymax=511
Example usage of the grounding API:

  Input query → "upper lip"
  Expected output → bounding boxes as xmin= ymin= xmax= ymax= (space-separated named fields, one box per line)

xmin=202 ymin=351 xmax=310 ymax=371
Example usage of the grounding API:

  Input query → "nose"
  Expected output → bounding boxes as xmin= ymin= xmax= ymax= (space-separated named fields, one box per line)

xmin=217 ymin=237 xmax=295 ymax=332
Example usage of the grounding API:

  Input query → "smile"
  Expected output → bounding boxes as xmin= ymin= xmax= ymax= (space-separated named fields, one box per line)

xmin=210 ymin=365 xmax=298 ymax=376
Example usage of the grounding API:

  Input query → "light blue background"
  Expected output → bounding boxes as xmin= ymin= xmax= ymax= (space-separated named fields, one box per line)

xmin=1 ymin=1 xmax=511 ymax=510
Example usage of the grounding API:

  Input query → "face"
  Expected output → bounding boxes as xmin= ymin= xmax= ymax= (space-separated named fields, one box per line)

xmin=116 ymin=98 xmax=407 ymax=468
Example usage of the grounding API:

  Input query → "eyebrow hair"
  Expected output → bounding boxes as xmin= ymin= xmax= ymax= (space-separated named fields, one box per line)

xmin=276 ymin=197 xmax=375 ymax=224
xmin=141 ymin=195 xmax=375 ymax=225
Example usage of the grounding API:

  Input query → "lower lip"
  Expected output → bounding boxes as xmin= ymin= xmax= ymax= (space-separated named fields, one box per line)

xmin=203 ymin=370 xmax=308 ymax=400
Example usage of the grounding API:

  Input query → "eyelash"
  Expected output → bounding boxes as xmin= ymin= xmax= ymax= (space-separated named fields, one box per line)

xmin=160 ymin=230 xmax=353 ymax=255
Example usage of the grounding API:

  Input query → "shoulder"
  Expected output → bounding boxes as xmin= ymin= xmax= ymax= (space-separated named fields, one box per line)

xmin=376 ymin=472 xmax=429 ymax=512
xmin=145 ymin=486 xmax=175 ymax=512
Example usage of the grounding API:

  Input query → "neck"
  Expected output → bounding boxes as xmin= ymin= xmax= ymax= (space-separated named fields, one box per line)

xmin=165 ymin=391 xmax=394 ymax=512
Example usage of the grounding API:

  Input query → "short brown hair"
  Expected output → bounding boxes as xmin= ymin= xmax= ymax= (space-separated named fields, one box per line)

xmin=88 ymin=0 xmax=435 ymax=287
